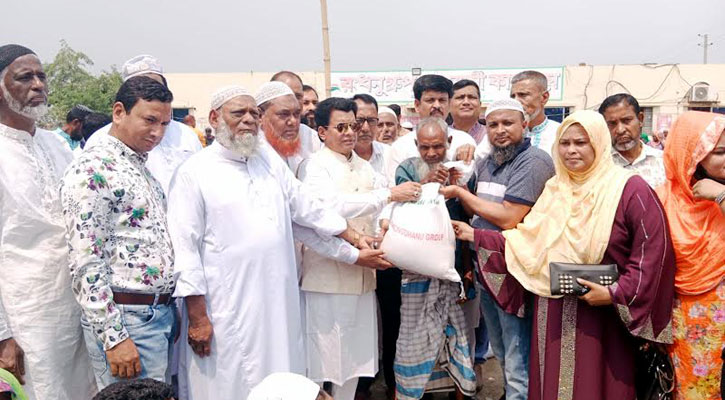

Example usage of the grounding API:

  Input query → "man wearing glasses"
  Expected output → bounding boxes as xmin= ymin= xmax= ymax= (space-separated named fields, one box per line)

xmin=352 ymin=94 xmax=391 ymax=180
xmin=299 ymin=97 xmax=421 ymax=400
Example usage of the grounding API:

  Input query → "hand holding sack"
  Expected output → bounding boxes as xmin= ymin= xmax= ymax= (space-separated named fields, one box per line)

xmin=443 ymin=160 xmax=474 ymax=186
xmin=380 ymin=183 xmax=459 ymax=282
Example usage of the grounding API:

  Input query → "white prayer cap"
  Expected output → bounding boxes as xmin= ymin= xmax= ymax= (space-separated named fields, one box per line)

xmin=122 ymin=55 xmax=164 ymax=81
xmin=401 ymin=121 xmax=414 ymax=129
xmin=255 ymin=81 xmax=295 ymax=107
xmin=484 ymin=97 xmax=526 ymax=118
xmin=378 ymin=106 xmax=396 ymax=117
xmin=210 ymin=85 xmax=252 ymax=110
xmin=247 ymin=373 xmax=320 ymax=400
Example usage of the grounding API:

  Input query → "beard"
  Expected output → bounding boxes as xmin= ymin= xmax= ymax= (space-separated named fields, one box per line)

xmin=0 ymin=82 xmax=48 ymax=121
xmin=613 ymin=136 xmax=638 ymax=152
xmin=302 ymin=112 xmax=316 ymax=128
xmin=215 ymin=120 xmax=259 ymax=158
xmin=264 ymin=126 xmax=301 ymax=158
xmin=490 ymin=144 xmax=517 ymax=166
xmin=415 ymin=160 xmax=441 ymax=181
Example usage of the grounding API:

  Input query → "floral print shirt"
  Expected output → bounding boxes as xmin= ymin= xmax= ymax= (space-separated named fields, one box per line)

xmin=60 ymin=134 xmax=175 ymax=350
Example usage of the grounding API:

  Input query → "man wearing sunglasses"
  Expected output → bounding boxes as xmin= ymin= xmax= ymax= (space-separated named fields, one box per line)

xmin=299 ymin=97 xmax=421 ymax=400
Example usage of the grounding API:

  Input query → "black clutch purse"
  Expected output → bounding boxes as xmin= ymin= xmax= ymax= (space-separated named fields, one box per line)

xmin=549 ymin=262 xmax=619 ymax=296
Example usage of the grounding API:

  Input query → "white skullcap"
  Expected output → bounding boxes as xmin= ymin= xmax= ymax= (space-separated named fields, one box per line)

xmin=401 ymin=121 xmax=414 ymax=129
xmin=484 ymin=97 xmax=526 ymax=118
xmin=255 ymin=81 xmax=295 ymax=106
xmin=247 ymin=373 xmax=320 ymax=400
xmin=378 ymin=106 xmax=396 ymax=117
xmin=210 ymin=85 xmax=252 ymax=110
xmin=122 ymin=55 xmax=164 ymax=81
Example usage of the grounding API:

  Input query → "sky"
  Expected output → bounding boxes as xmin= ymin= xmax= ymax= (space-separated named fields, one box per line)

xmin=4 ymin=0 xmax=725 ymax=74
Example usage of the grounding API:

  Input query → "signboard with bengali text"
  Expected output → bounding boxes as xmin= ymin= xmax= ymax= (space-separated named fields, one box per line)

xmin=330 ymin=67 xmax=564 ymax=104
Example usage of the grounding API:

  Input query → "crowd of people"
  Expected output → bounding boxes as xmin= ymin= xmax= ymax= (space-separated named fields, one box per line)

xmin=0 ymin=42 xmax=722 ymax=400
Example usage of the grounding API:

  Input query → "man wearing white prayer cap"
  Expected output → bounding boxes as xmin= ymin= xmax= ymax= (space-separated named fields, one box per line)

xmin=0 ymin=43 xmax=97 ymax=400
xmin=439 ymin=97 xmax=555 ymax=400
xmin=266 ymin=72 xmax=324 ymax=176
xmin=168 ymin=85 xmax=392 ymax=400
xmin=84 ymin=54 xmax=202 ymax=194
xmin=377 ymin=106 xmax=399 ymax=144
xmin=248 ymin=373 xmax=332 ymax=400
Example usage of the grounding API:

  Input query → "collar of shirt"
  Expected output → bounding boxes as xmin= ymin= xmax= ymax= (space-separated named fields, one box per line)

xmin=487 ymin=137 xmax=532 ymax=174
xmin=322 ymin=145 xmax=356 ymax=163
xmin=212 ymin=140 xmax=249 ymax=164
xmin=0 ymin=122 xmax=33 ymax=142
xmin=530 ymin=118 xmax=550 ymax=134
xmin=102 ymin=133 xmax=149 ymax=167
xmin=54 ymin=128 xmax=81 ymax=150
xmin=611 ymin=140 xmax=661 ymax=166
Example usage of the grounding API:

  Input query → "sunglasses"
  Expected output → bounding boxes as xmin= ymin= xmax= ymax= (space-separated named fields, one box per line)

xmin=326 ymin=122 xmax=362 ymax=133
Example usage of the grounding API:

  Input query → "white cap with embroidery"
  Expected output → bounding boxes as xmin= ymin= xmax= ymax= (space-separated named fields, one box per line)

xmin=210 ymin=85 xmax=252 ymax=110
xmin=121 ymin=54 xmax=164 ymax=81
xmin=484 ymin=97 xmax=526 ymax=118
xmin=255 ymin=81 xmax=294 ymax=107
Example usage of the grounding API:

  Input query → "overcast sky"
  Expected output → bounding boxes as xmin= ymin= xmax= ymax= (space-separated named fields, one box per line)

xmin=4 ymin=0 xmax=725 ymax=74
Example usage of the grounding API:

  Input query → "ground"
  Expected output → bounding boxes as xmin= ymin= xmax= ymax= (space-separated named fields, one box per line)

xmin=369 ymin=358 xmax=504 ymax=399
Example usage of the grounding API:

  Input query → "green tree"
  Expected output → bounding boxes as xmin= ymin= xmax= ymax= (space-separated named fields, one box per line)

xmin=43 ymin=40 xmax=122 ymax=127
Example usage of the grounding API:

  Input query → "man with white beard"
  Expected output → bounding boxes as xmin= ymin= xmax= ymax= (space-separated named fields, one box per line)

xmin=169 ymin=86 xmax=391 ymax=400
xmin=0 ymin=44 xmax=96 ymax=399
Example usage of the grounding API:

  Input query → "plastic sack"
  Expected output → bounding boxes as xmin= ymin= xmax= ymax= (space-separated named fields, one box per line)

xmin=443 ymin=160 xmax=474 ymax=186
xmin=380 ymin=182 xmax=459 ymax=282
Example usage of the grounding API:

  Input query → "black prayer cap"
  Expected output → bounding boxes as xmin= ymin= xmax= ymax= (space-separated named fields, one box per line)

xmin=0 ymin=44 xmax=36 ymax=74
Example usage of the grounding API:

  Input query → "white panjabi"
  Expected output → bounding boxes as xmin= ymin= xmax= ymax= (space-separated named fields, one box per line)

xmin=121 ymin=54 xmax=163 ymax=81
xmin=210 ymin=85 xmax=252 ymax=110
xmin=484 ymin=97 xmax=526 ymax=118
xmin=255 ymin=81 xmax=295 ymax=107
xmin=247 ymin=372 xmax=321 ymax=400
xmin=378 ymin=106 xmax=396 ymax=117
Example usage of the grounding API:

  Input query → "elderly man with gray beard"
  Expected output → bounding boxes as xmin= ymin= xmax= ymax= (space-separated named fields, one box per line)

xmin=168 ymin=86 xmax=391 ymax=400
xmin=381 ymin=117 xmax=478 ymax=399
xmin=440 ymin=98 xmax=555 ymax=400
xmin=0 ymin=44 xmax=97 ymax=399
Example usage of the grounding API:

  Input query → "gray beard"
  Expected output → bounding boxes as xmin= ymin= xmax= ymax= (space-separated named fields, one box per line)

xmin=490 ymin=144 xmax=517 ymax=166
xmin=215 ymin=121 xmax=259 ymax=158
xmin=0 ymin=82 xmax=48 ymax=121
xmin=415 ymin=160 xmax=440 ymax=180
xmin=613 ymin=139 xmax=638 ymax=152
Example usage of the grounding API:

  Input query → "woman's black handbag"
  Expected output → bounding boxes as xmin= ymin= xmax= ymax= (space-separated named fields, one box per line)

xmin=549 ymin=262 xmax=619 ymax=296
xmin=635 ymin=342 xmax=674 ymax=400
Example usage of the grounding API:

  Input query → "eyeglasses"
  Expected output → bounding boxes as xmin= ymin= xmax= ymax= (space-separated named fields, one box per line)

xmin=356 ymin=117 xmax=379 ymax=127
xmin=326 ymin=122 xmax=362 ymax=133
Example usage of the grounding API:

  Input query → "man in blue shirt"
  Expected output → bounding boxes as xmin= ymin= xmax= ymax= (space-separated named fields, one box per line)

xmin=54 ymin=104 xmax=91 ymax=150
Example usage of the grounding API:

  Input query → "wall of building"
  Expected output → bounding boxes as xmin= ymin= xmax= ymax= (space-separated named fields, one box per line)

xmin=165 ymin=64 xmax=725 ymax=132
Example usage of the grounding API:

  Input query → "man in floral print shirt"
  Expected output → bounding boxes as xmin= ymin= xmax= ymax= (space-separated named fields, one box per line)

xmin=60 ymin=76 xmax=176 ymax=389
